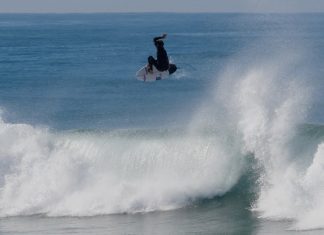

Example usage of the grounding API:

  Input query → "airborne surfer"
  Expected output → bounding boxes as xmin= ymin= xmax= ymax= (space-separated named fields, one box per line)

xmin=147 ymin=33 xmax=170 ymax=73
xmin=136 ymin=33 xmax=176 ymax=80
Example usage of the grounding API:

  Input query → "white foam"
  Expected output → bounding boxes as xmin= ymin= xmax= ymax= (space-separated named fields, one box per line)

xmin=293 ymin=143 xmax=324 ymax=230
xmin=0 ymin=115 xmax=245 ymax=216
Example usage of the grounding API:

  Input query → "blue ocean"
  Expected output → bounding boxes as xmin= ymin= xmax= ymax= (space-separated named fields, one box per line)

xmin=0 ymin=13 xmax=324 ymax=234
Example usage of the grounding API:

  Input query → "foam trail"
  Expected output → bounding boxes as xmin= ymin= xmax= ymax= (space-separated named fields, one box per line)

xmin=0 ymin=113 xmax=244 ymax=216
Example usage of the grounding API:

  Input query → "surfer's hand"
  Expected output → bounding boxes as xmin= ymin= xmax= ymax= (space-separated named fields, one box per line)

xmin=162 ymin=33 xmax=167 ymax=38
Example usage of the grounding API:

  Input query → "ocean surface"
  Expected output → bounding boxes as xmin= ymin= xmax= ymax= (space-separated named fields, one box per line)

xmin=0 ymin=13 xmax=324 ymax=234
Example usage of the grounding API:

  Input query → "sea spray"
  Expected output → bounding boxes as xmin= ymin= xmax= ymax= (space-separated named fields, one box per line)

xmin=213 ymin=46 xmax=324 ymax=230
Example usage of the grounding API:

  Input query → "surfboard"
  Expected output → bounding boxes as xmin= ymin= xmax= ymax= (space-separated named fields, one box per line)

xmin=136 ymin=64 xmax=177 ymax=82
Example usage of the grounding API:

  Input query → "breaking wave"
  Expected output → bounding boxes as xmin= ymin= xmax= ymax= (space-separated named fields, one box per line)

xmin=0 ymin=42 xmax=323 ymax=232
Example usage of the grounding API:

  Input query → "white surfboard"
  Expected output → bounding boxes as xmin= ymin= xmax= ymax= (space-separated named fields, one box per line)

xmin=136 ymin=65 xmax=170 ymax=82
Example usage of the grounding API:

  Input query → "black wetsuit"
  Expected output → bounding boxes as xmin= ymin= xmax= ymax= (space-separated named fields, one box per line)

xmin=148 ymin=36 xmax=170 ymax=72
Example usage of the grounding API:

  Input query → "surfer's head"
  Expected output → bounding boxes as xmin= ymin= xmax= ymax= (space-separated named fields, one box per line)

xmin=155 ymin=39 xmax=164 ymax=48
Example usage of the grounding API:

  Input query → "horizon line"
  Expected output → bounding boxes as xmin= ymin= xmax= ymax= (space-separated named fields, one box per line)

xmin=0 ymin=11 xmax=324 ymax=14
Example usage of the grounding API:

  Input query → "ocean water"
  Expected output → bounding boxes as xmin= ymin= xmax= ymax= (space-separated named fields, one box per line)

xmin=0 ymin=13 xmax=324 ymax=234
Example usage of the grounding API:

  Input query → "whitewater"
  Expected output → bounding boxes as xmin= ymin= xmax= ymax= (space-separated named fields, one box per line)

xmin=0 ymin=13 xmax=324 ymax=234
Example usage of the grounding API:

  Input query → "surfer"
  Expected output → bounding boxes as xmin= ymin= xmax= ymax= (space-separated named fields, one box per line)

xmin=147 ymin=33 xmax=169 ymax=73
